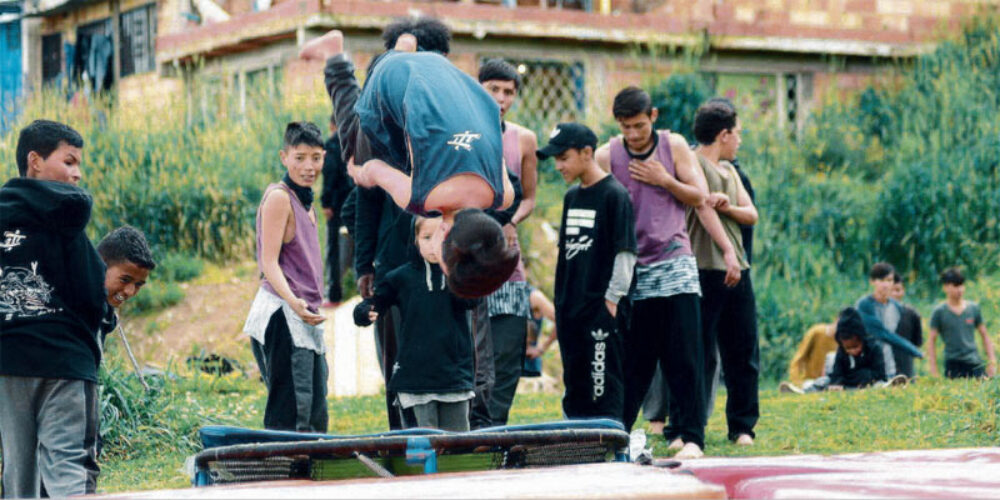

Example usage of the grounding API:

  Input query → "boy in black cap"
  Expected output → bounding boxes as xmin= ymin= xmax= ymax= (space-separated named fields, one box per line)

xmin=540 ymin=123 xmax=636 ymax=422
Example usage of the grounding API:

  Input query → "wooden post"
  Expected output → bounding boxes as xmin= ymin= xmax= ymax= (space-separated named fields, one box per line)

xmin=111 ymin=0 xmax=121 ymax=85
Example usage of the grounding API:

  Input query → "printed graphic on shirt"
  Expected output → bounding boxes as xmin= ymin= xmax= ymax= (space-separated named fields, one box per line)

xmin=447 ymin=131 xmax=482 ymax=152
xmin=0 ymin=262 xmax=60 ymax=319
xmin=565 ymin=209 xmax=596 ymax=260
xmin=591 ymin=327 xmax=609 ymax=400
xmin=1 ymin=230 xmax=26 ymax=252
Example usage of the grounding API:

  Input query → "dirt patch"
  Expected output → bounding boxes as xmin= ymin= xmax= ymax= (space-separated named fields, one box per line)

xmin=118 ymin=262 xmax=260 ymax=369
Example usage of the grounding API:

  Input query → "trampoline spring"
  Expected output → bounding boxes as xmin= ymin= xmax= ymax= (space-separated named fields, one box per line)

xmin=353 ymin=452 xmax=395 ymax=478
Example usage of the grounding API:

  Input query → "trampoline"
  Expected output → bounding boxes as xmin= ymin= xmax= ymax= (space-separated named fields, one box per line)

xmin=192 ymin=419 xmax=630 ymax=487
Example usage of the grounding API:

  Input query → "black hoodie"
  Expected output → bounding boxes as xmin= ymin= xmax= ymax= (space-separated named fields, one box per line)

xmin=353 ymin=258 xmax=476 ymax=395
xmin=828 ymin=308 xmax=888 ymax=388
xmin=0 ymin=178 xmax=108 ymax=382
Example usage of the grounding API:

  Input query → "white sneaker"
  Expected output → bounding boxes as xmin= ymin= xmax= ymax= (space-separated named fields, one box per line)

xmin=674 ymin=442 xmax=704 ymax=459
xmin=779 ymin=381 xmax=804 ymax=394
xmin=888 ymin=374 xmax=909 ymax=387
xmin=735 ymin=434 xmax=754 ymax=446
xmin=667 ymin=438 xmax=684 ymax=450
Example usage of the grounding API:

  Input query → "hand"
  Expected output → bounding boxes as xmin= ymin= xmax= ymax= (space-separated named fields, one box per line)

xmin=357 ymin=273 xmax=375 ymax=299
xmin=291 ymin=298 xmax=326 ymax=326
xmin=526 ymin=345 xmax=543 ymax=360
xmin=723 ymin=250 xmax=742 ymax=288
xmin=605 ymin=300 xmax=617 ymax=318
xmin=628 ymin=158 xmax=673 ymax=188
xmin=299 ymin=29 xmax=344 ymax=62
xmin=368 ymin=310 xmax=379 ymax=322
xmin=347 ymin=158 xmax=377 ymax=188
xmin=322 ymin=208 xmax=334 ymax=221
xmin=707 ymin=192 xmax=731 ymax=212
xmin=502 ymin=223 xmax=518 ymax=248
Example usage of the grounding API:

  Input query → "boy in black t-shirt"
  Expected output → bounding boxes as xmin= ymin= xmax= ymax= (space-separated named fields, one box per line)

xmin=538 ymin=123 xmax=637 ymax=423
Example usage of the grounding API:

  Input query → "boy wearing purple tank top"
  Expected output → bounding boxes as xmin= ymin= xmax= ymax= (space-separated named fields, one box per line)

xmin=595 ymin=86 xmax=710 ymax=459
xmin=243 ymin=122 xmax=329 ymax=433
xmin=478 ymin=59 xmax=540 ymax=425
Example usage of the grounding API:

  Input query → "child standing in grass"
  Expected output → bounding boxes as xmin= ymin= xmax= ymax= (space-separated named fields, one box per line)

xmin=927 ymin=267 xmax=997 ymax=379
xmin=354 ymin=216 xmax=477 ymax=431
xmin=540 ymin=122 xmax=636 ymax=425
xmin=0 ymin=119 xmax=108 ymax=498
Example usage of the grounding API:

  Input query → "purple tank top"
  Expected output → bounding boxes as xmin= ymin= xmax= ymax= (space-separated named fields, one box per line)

xmin=609 ymin=131 xmax=693 ymax=266
xmin=502 ymin=126 xmax=526 ymax=282
xmin=256 ymin=183 xmax=324 ymax=309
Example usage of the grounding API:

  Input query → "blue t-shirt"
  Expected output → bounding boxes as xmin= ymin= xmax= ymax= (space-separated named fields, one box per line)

xmin=355 ymin=50 xmax=505 ymax=216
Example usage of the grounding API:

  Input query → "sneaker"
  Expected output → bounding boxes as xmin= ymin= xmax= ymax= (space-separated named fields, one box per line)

xmin=778 ymin=381 xmax=804 ymax=394
xmin=667 ymin=438 xmax=684 ymax=450
xmin=674 ymin=442 xmax=704 ymax=459
xmin=735 ymin=434 xmax=754 ymax=446
xmin=887 ymin=374 xmax=909 ymax=387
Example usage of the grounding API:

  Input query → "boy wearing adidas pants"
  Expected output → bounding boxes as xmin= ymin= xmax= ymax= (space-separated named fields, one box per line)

xmin=541 ymin=123 xmax=636 ymax=422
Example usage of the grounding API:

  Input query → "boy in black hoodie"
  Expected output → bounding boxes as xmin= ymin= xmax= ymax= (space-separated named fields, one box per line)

xmin=828 ymin=307 xmax=889 ymax=390
xmin=0 ymin=120 xmax=108 ymax=497
xmin=353 ymin=215 xmax=477 ymax=431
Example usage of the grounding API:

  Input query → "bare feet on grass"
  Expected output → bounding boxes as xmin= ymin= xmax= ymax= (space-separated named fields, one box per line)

xmin=735 ymin=434 xmax=754 ymax=446
xmin=649 ymin=420 xmax=664 ymax=436
xmin=299 ymin=30 xmax=344 ymax=62
xmin=667 ymin=438 xmax=684 ymax=450
xmin=674 ymin=442 xmax=704 ymax=459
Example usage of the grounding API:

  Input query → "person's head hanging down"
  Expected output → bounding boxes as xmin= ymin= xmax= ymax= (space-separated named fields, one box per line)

xmin=439 ymin=208 xmax=520 ymax=298
xmin=302 ymin=27 xmax=519 ymax=298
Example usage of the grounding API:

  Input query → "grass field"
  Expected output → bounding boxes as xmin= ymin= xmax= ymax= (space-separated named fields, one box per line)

xmin=96 ymin=373 xmax=1000 ymax=493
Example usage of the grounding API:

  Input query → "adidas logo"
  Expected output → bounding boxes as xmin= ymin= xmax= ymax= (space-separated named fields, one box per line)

xmin=591 ymin=328 xmax=610 ymax=341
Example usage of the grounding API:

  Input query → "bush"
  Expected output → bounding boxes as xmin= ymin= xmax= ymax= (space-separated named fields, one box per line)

xmin=157 ymin=252 xmax=205 ymax=283
xmin=125 ymin=282 xmax=185 ymax=315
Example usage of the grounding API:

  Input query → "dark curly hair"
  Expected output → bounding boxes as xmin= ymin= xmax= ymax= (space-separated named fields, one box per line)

xmin=97 ymin=225 xmax=157 ymax=270
xmin=442 ymin=209 xmax=519 ymax=298
xmin=382 ymin=16 xmax=451 ymax=55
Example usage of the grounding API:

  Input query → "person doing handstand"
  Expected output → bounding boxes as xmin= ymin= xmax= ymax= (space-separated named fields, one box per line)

xmin=301 ymin=29 xmax=519 ymax=298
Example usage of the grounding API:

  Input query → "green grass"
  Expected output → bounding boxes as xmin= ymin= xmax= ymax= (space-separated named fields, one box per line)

xmin=94 ymin=374 xmax=1000 ymax=493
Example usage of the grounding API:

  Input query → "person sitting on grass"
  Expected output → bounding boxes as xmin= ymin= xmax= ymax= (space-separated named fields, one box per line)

xmin=777 ymin=321 xmax=837 ymax=394
xmin=927 ymin=267 xmax=997 ymax=379
xmin=301 ymin=28 xmax=519 ymax=299
xmin=353 ymin=215 xmax=478 ymax=431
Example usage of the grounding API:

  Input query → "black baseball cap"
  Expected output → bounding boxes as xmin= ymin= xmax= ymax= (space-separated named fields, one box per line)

xmin=536 ymin=122 xmax=598 ymax=160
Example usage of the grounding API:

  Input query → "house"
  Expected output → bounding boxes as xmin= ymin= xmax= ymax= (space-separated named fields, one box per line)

xmin=17 ymin=0 xmax=1000 ymax=135
xmin=1 ymin=0 xmax=23 ymax=131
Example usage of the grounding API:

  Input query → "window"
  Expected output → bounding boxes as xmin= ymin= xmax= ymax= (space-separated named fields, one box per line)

xmin=120 ymin=4 xmax=157 ymax=77
xmin=484 ymin=58 xmax=585 ymax=137
xmin=41 ymin=33 xmax=62 ymax=84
